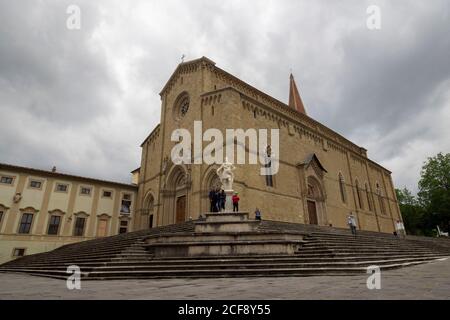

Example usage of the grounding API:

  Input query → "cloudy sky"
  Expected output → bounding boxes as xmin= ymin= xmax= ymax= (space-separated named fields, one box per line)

xmin=0 ymin=0 xmax=449 ymax=192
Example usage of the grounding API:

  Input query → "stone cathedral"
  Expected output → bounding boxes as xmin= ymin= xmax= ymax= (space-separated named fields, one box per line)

xmin=133 ymin=56 xmax=403 ymax=234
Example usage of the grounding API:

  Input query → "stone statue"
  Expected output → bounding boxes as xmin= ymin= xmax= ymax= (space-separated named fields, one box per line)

xmin=216 ymin=157 xmax=235 ymax=191
xmin=13 ymin=193 xmax=22 ymax=203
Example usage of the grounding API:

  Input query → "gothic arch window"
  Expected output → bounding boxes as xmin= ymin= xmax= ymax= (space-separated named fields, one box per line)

xmin=143 ymin=192 xmax=155 ymax=228
xmin=264 ymin=145 xmax=274 ymax=187
xmin=376 ymin=182 xmax=386 ymax=215
xmin=144 ymin=193 xmax=155 ymax=214
xmin=173 ymin=92 xmax=190 ymax=121
xmin=365 ymin=183 xmax=373 ymax=211
xmin=355 ymin=179 xmax=364 ymax=210
xmin=338 ymin=173 xmax=347 ymax=203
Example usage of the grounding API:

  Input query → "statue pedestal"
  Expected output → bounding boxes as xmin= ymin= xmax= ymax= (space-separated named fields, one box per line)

xmin=224 ymin=190 xmax=234 ymax=212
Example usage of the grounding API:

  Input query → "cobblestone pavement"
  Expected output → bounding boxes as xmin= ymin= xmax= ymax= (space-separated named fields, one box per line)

xmin=0 ymin=258 xmax=449 ymax=300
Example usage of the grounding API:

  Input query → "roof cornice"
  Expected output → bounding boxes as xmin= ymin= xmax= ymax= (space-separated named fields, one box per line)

xmin=0 ymin=163 xmax=138 ymax=189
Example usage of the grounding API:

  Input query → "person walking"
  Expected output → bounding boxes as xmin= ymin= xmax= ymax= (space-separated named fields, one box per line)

xmin=255 ymin=208 xmax=261 ymax=221
xmin=232 ymin=192 xmax=240 ymax=212
xmin=219 ymin=189 xmax=226 ymax=212
xmin=396 ymin=220 xmax=406 ymax=238
xmin=347 ymin=212 xmax=357 ymax=236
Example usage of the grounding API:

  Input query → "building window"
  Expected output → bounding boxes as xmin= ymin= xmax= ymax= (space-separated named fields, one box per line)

xmin=149 ymin=214 xmax=154 ymax=228
xmin=365 ymin=183 xmax=373 ymax=211
xmin=0 ymin=176 xmax=14 ymax=185
xmin=55 ymin=183 xmax=68 ymax=192
xmin=265 ymin=161 xmax=274 ymax=187
xmin=102 ymin=190 xmax=112 ymax=198
xmin=376 ymin=183 xmax=386 ymax=215
xmin=47 ymin=215 xmax=61 ymax=235
xmin=264 ymin=146 xmax=274 ymax=187
xmin=120 ymin=194 xmax=132 ymax=214
xmin=174 ymin=93 xmax=190 ymax=120
xmin=356 ymin=179 xmax=364 ymax=210
xmin=18 ymin=213 xmax=33 ymax=234
xmin=29 ymin=180 xmax=42 ymax=189
xmin=119 ymin=220 xmax=128 ymax=234
xmin=12 ymin=248 xmax=26 ymax=257
xmin=73 ymin=217 xmax=86 ymax=236
xmin=80 ymin=187 xmax=92 ymax=196
xmin=379 ymin=195 xmax=386 ymax=215
xmin=339 ymin=173 xmax=346 ymax=203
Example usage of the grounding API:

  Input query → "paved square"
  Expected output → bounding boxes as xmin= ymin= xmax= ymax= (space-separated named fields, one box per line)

xmin=0 ymin=258 xmax=449 ymax=300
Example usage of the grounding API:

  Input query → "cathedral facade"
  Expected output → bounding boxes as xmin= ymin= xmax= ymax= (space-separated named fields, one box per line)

xmin=133 ymin=57 xmax=403 ymax=233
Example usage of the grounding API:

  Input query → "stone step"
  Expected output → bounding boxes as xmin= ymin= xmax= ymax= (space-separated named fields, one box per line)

xmin=2 ymin=218 xmax=449 ymax=280
xmin=298 ymin=247 xmax=435 ymax=254
xmin=0 ymin=256 xmax=442 ymax=274
xmin=5 ymin=253 xmax=446 ymax=269
xmin=1 ymin=259 xmax=436 ymax=279
xmin=81 ymin=260 xmax=437 ymax=279
xmin=7 ymin=252 xmax=149 ymax=264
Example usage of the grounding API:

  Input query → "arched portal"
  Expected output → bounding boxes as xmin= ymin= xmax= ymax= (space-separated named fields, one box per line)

xmin=306 ymin=176 xmax=326 ymax=225
xmin=201 ymin=166 xmax=221 ymax=213
xmin=162 ymin=166 xmax=189 ymax=225
xmin=143 ymin=192 xmax=155 ymax=228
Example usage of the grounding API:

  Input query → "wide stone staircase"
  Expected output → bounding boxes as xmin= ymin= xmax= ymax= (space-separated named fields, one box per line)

xmin=1 ymin=213 xmax=449 ymax=280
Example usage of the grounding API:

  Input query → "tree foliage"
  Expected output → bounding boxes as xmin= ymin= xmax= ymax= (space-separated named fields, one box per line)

xmin=395 ymin=188 xmax=425 ymax=235
xmin=396 ymin=152 xmax=450 ymax=236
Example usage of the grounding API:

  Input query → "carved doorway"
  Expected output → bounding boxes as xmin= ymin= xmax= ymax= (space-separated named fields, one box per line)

xmin=175 ymin=196 xmax=186 ymax=224
xmin=202 ymin=168 xmax=221 ymax=213
xmin=306 ymin=177 xmax=325 ymax=225
xmin=307 ymin=200 xmax=318 ymax=225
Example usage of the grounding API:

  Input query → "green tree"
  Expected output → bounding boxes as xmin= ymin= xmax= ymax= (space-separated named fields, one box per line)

xmin=395 ymin=187 xmax=425 ymax=235
xmin=418 ymin=152 xmax=450 ymax=234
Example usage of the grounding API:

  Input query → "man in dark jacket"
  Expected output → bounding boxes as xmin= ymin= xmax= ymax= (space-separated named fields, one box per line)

xmin=208 ymin=189 xmax=215 ymax=212
xmin=219 ymin=189 xmax=226 ymax=212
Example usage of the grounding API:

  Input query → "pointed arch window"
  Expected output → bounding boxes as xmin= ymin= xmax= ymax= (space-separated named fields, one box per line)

xmin=264 ymin=145 xmax=274 ymax=187
xmin=365 ymin=183 xmax=373 ymax=211
xmin=356 ymin=179 xmax=364 ymax=210
xmin=376 ymin=183 xmax=386 ymax=215
xmin=338 ymin=173 xmax=346 ymax=203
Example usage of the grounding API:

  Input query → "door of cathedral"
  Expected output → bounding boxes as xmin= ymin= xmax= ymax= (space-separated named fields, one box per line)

xmin=307 ymin=200 xmax=318 ymax=225
xmin=175 ymin=196 xmax=186 ymax=224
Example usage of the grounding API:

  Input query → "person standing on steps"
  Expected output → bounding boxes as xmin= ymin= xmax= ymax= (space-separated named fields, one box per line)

xmin=232 ymin=192 xmax=240 ymax=212
xmin=213 ymin=188 xmax=221 ymax=212
xmin=208 ymin=188 xmax=215 ymax=212
xmin=255 ymin=208 xmax=261 ymax=220
xmin=347 ymin=212 xmax=357 ymax=236
xmin=219 ymin=189 xmax=226 ymax=212
xmin=395 ymin=220 xmax=406 ymax=238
